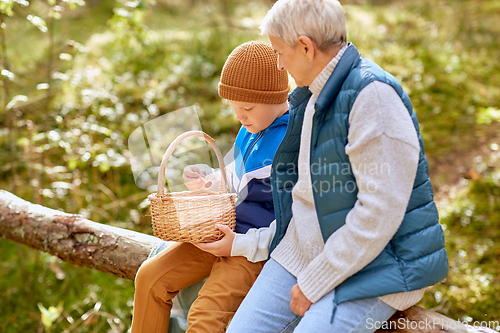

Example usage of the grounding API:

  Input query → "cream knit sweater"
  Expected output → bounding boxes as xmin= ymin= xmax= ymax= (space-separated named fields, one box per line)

xmin=270 ymin=46 xmax=425 ymax=310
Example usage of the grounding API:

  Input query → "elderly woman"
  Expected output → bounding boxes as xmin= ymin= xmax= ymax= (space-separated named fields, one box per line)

xmin=226 ymin=0 xmax=449 ymax=332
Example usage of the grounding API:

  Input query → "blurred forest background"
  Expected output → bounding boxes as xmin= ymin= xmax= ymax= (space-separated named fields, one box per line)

xmin=0 ymin=0 xmax=499 ymax=332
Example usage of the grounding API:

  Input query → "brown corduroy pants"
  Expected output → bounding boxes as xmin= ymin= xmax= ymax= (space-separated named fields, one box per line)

xmin=130 ymin=242 xmax=265 ymax=333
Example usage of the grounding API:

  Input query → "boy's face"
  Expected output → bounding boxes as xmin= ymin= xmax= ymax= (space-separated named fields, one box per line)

xmin=228 ymin=100 xmax=285 ymax=134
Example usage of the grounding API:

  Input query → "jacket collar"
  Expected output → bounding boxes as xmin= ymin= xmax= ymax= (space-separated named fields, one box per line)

xmin=315 ymin=43 xmax=361 ymax=113
xmin=287 ymin=44 xmax=361 ymax=113
xmin=288 ymin=85 xmax=312 ymax=110
xmin=271 ymin=111 xmax=289 ymax=127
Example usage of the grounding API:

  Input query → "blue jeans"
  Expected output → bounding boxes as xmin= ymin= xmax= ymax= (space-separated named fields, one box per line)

xmin=226 ymin=259 xmax=397 ymax=333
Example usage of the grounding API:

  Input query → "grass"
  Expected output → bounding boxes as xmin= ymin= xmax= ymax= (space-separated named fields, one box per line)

xmin=0 ymin=239 xmax=135 ymax=332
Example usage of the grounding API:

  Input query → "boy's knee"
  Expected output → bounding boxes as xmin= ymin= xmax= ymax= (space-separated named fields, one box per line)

xmin=134 ymin=258 xmax=176 ymax=301
xmin=135 ymin=258 xmax=158 ymax=285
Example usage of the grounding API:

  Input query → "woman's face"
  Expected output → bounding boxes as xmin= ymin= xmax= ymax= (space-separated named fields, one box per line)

xmin=269 ymin=35 xmax=315 ymax=87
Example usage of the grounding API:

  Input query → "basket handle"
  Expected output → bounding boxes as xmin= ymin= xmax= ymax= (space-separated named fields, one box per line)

xmin=157 ymin=131 xmax=230 ymax=196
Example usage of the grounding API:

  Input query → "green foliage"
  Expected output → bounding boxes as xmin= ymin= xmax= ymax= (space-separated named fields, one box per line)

xmin=0 ymin=1 xmax=265 ymax=331
xmin=346 ymin=0 xmax=500 ymax=161
xmin=420 ymin=151 xmax=500 ymax=323
xmin=477 ymin=107 xmax=500 ymax=125
xmin=0 ymin=241 xmax=134 ymax=332
xmin=1 ymin=0 xmax=258 ymax=225
xmin=344 ymin=0 xmax=500 ymax=322
xmin=0 ymin=0 xmax=29 ymax=17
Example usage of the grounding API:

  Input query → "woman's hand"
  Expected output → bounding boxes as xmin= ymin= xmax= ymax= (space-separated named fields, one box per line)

xmin=290 ymin=284 xmax=312 ymax=316
xmin=193 ymin=225 xmax=235 ymax=257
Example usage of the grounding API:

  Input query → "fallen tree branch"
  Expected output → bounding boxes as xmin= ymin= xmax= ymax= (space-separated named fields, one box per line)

xmin=0 ymin=190 xmax=161 ymax=280
xmin=0 ymin=190 xmax=497 ymax=333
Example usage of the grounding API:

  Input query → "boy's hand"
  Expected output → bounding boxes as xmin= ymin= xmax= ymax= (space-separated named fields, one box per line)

xmin=193 ymin=225 xmax=235 ymax=257
xmin=183 ymin=165 xmax=213 ymax=191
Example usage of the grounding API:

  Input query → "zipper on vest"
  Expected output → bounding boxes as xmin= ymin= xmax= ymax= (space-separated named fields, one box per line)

xmin=243 ymin=131 xmax=264 ymax=165
xmin=269 ymin=108 xmax=297 ymax=252
xmin=330 ymin=299 xmax=338 ymax=323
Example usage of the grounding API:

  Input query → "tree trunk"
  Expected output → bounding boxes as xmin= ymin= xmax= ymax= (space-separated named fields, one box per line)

xmin=0 ymin=190 xmax=497 ymax=333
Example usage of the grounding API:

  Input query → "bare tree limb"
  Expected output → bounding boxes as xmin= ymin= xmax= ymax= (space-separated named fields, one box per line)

xmin=0 ymin=190 xmax=161 ymax=280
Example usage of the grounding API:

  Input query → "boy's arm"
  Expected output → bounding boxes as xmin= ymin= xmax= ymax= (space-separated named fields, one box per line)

xmin=192 ymin=145 xmax=277 ymax=261
xmin=194 ymin=221 xmax=276 ymax=262
xmin=231 ymin=220 xmax=276 ymax=263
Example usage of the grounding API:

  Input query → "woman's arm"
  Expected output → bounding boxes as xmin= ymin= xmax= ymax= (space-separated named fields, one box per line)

xmin=297 ymin=81 xmax=421 ymax=303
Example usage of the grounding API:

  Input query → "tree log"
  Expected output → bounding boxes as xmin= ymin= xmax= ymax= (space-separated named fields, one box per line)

xmin=0 ymin=190 xmax=161 ymax=280
xmin=0 ymin=190 xmax=497 ymax=333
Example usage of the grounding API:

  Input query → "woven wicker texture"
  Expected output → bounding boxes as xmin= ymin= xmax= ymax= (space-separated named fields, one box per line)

xmin=149 ymin=131 xmax=236 ymax=243
xmin=218 ymin=40 xmax=289 ymax=104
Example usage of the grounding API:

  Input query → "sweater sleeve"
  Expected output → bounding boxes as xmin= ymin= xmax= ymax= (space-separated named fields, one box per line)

xmin=231 ymin=220 xmax=276 ymax=262
xmin=297 ymin=81 xmax=421 ymax=303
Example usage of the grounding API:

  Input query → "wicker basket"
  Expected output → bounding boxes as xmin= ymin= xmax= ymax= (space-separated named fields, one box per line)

xmin=148 ymin=130 xmax=236 ymax=243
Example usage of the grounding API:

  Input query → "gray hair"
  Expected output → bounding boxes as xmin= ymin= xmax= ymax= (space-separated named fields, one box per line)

xmin=260 ymin=0 xmax=347 ymax=52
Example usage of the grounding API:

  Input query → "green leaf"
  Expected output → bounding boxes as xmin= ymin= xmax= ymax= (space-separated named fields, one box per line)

xmin=99 ymin=163 xmax=110 ymax=173
xmin=68 ymin=158 xmax=78 ymax=171
xmin=49 ymin=10 xmax=62 ymax=20
xmin=26 ymin=15 xmax=48 ymax=32
xmin=0 ymin=0 xmax=28 ymax=16
xmin=37 ymin=303 xmax=63 ymax=328
xmin=62 ymin=0 xmax=86 ymax=10
xmin=17 ymin=137 xmax=30 ymax=147
xmin=0 ymin=4 xmax=14 ymax=16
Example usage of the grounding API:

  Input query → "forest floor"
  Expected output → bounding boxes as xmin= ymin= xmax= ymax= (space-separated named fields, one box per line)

xmin=430 ymin=124 xmax=500 ymax=204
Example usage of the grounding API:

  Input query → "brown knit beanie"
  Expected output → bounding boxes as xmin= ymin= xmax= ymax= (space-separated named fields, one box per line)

xmin=218 ymin=41 xmax=289 ymax=104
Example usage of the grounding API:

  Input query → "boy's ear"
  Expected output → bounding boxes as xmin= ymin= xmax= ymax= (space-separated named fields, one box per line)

xmin=297 ymin=36 xmax=316 ymax=61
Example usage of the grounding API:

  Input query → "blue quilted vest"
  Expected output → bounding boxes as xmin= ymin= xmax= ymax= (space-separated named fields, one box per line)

xmin=269 ymin=44 xmax=448 ymax=308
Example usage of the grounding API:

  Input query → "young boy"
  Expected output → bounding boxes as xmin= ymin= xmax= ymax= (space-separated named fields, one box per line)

xmin=130 ymin=40 xmax=289 ymax=333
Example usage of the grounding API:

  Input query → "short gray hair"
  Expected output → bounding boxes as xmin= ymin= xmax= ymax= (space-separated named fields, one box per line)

xmin=260 ymin=0 xmax=347 ymax=52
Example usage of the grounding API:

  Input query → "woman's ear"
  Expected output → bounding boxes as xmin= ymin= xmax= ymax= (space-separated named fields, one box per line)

xmin=297 ymin=36 xmax=316 ymax=61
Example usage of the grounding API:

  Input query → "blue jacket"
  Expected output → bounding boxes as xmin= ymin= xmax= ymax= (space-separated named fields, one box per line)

xmin=269 ymin=44 xmax=448 ymax=306
xmin=229 ymin=112 xmax=289 ymax=234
